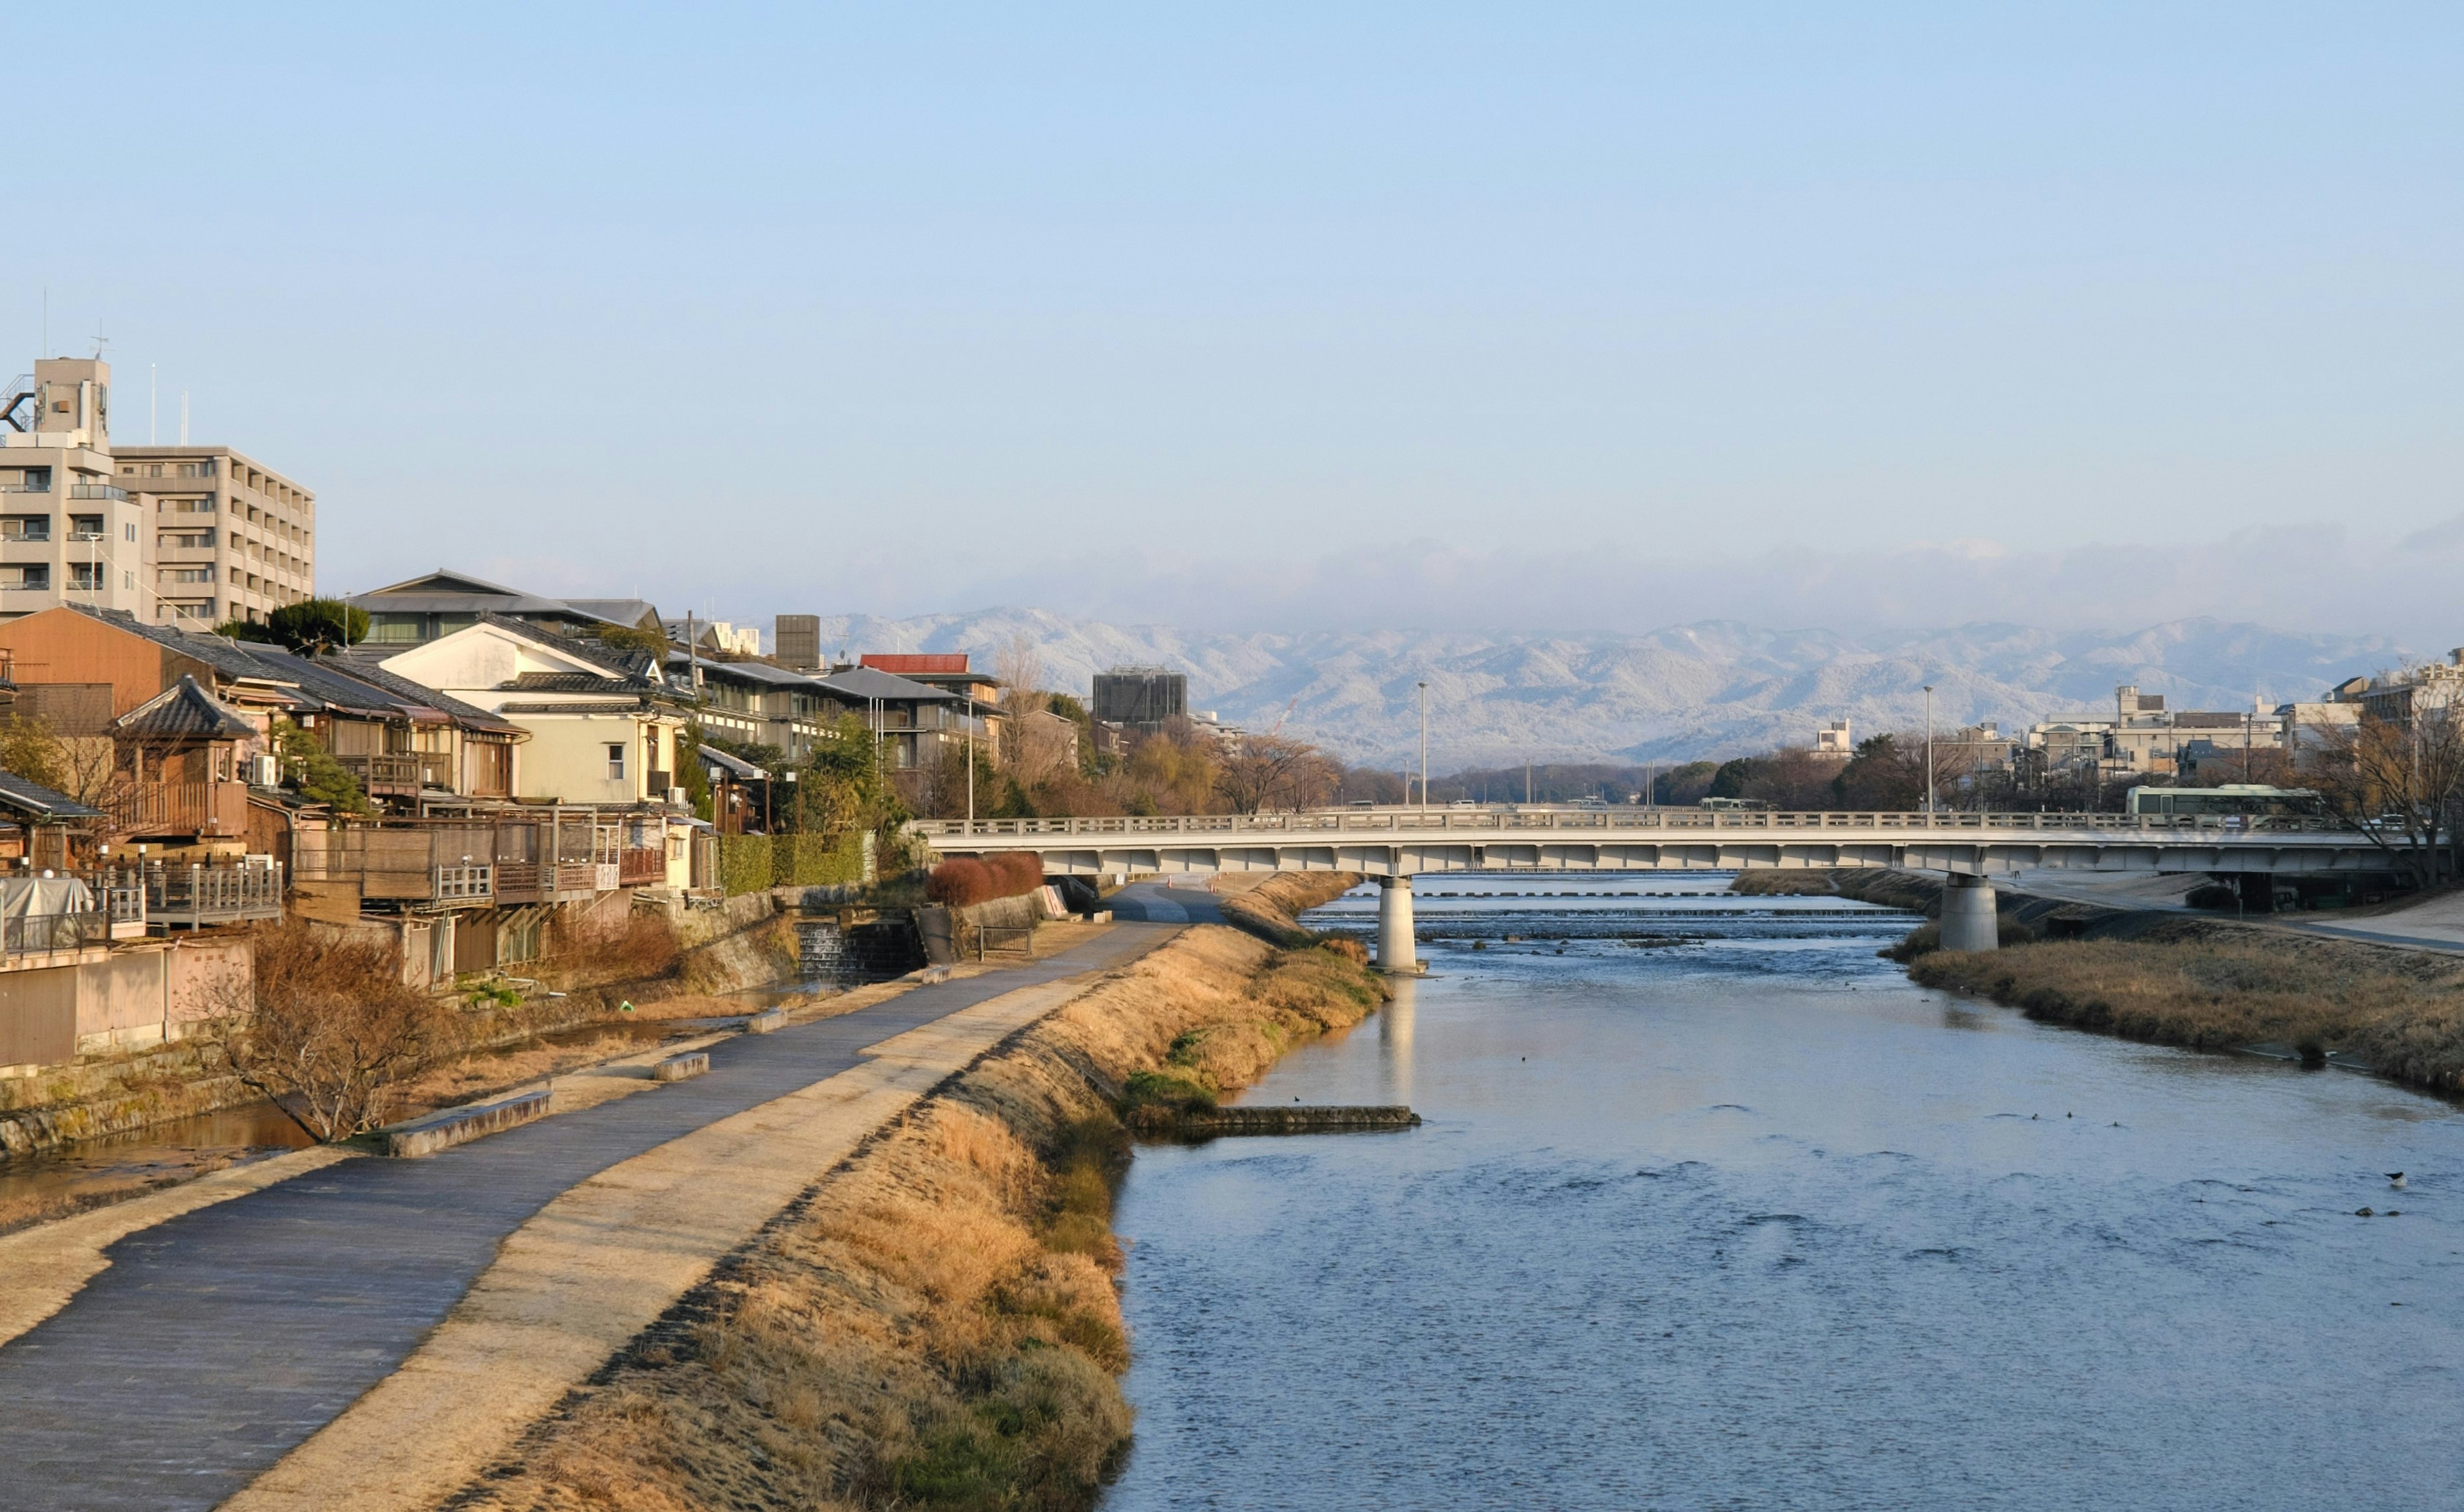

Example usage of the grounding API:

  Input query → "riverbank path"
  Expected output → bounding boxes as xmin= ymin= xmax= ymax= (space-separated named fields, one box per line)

xmin=0 ymin=924 xmax=1176 ymax=1512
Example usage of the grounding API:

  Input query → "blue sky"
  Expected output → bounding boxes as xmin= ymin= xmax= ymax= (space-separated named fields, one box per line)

xmin=12 ymin=4 xmax=2463 ymax=638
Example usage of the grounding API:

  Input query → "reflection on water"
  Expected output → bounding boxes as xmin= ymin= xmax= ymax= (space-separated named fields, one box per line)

xmin=1104 ymin=874 xmax=2464 ymax=1511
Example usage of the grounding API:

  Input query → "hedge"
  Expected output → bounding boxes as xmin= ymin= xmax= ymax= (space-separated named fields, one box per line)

xmin=715 ymin=831 xmax=872 ymax=896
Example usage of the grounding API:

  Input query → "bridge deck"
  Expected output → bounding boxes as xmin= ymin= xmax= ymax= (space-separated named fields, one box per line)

xmin=912 ymin=810 xmax=2397 ymax=877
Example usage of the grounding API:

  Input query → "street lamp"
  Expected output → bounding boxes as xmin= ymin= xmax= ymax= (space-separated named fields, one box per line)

xmin=1417 ymin=681 xmax=1429 ymax=813
xmin=1924 ymin=684 xmax=1935 ymax=818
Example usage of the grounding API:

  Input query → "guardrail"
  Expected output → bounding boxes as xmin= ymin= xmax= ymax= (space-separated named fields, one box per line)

xmin=911 ymin=809 xmax=2365 ymax=840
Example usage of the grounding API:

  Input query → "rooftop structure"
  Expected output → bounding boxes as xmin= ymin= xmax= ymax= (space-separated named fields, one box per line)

xmin=348 ymin=570 xmax=661 ymax=647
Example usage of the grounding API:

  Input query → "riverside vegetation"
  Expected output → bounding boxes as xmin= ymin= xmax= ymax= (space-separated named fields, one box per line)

xmin=1799 ymin=862 xmax=2464 ymax=1096
xmin=451 ymin=921 xmax=1387 ymax=1512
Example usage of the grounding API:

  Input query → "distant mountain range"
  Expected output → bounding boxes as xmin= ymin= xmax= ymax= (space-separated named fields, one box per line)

xmin=802 ymin=611 xmax=2410 ymax=771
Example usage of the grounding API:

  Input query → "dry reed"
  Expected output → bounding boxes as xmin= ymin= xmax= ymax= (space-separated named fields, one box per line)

xmin=451 ymin=925 xmax=1387 ymax=1512
xmin=1912 ymin=924 xmax=2464 ymax=1092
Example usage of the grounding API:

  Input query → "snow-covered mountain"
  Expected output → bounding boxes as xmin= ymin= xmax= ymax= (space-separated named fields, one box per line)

xmin=803 ymin=611 xmax=2409 ymax=770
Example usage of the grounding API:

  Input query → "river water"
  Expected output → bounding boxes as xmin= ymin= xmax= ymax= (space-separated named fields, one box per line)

xmin=1102 ymin=875 xmax=2464 ymax=1511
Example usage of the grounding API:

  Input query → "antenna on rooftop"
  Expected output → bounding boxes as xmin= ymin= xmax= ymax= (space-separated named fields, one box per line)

xmin=89 ymin=325 xmax=108 ymax=359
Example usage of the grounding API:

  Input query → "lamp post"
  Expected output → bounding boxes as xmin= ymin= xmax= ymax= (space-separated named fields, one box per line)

xmin=1417 ymin=681 xmax=1429 ymax=814
xmin=966 ymin=691 xmax=975 ymax=830
xmin=1924 ymin=684 xmax=1935 ymax=818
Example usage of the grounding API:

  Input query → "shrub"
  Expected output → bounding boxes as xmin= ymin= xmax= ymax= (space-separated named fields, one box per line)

xmin=204 ymin=922 xmax=452 ymax=1141
xmin=927 ymin=856 xmax=994 ymax=907
xmin=927 ymin=853 xmax=1045 ymax=908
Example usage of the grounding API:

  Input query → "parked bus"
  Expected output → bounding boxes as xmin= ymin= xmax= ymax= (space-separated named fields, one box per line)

xmin=2126 ymin=784 xmax=2322 ymax=819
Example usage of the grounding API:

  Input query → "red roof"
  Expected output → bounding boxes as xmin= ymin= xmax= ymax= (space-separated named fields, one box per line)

xmin=860 ymin=653 xmax=970 ymax=674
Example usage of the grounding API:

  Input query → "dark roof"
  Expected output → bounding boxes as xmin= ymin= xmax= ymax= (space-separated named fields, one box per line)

xmin=666 ymin=652 xmax=822 ymax=689
xmin=694 ymin=744 xmax=766 ymax=780
xmin=503 ymin=670 xmax=661 ymax=698
xmin=814 ymin=666 xmax=959 ymax=704
xmin=0 ymin=769 xmax=104 ymax=820
xmin=348 ymin=572 xmax=660 ymax=632
xmin=562 ymin=597 xmax=662 ymax=631
xmin=111 ymin=675 xmax=257 ymax=742
xmin=327 ymin=654 xmax=528 ymax=735
xmin=69 ymin=606 xmax=287 ymax=681
xmin=499 ymin=701 xmax=651 ymax=716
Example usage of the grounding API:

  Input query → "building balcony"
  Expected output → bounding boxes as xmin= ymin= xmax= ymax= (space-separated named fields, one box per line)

xmin=336 ymin=752 xmax=456 ymax=797
xmin=69 ymin=484 xmax=128 ymax=502
xmin=108 ymin=779 xmax=252 ymax=838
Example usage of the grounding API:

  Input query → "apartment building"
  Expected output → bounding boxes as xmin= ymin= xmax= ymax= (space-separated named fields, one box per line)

xmin=112 ymin=444 xmax=316 ymax=627
xmin=1 ymin=353 xmax=318 ymax=627
xmin=0 ymin=359 xmax=148 ymax=619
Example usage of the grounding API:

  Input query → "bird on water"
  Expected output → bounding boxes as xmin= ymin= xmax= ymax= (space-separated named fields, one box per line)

xmin=2388 ymin=1172 xmax=2408 ymax=1189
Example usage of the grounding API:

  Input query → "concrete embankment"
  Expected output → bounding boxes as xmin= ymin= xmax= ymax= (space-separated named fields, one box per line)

xmin=1819 ymin=866 xmax=2464 ymax=1097
xmin=433 ymin=924 xmax=1387 ymax=1512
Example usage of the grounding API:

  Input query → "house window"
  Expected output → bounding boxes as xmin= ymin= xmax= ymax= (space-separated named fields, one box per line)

xmin=606 ymin=743 xmax=627 ymax=781
xmin=68 ymin=563 xmax=103 ymax=591
xmin=1 ymin=516 xmax=49 ymax=541
xmin=1 ymin=565 xmax=49 ymax=590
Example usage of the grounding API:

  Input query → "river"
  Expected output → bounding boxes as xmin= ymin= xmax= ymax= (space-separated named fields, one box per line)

xmin=1102 ymin=874 xmax=2464 ymax=1511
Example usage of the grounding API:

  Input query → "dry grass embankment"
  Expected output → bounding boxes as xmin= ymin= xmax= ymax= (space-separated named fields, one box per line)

xmin=1215 ymin=871 xmax=1362 ymax=946
xmin=1910 ymin=921 xmax=2464 ymax=1094
xmin=449 ymin=925 xmax=1387 ymax=1512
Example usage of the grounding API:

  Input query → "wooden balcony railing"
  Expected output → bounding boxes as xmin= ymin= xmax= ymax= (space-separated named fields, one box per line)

xmin=108 ymin=779 xmax=250 ymax=837
xmin=617 ymin=847 xmax=665 ymax=885
xmin=336 ymin=752 xmax=458 ymax=795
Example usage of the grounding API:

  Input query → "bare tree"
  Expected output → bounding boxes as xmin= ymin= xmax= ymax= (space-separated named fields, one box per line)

xmin=201 ymin=924 xmax=454 ymax=1141
xmin=993 ymin=631 xmax=1047 ymax=718
xmin=2305 ymin=707 xmax=2464 ymax=887
xmin=1215 ymin=735 xmax=1340 ymax=815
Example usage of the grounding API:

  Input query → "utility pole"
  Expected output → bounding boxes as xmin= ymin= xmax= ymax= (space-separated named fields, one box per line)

xmin=966 ymin=690 xmax=976 ymax=829
xmin=1417 ymin=681 xmax=1429 ymax=814
xmin=1924 ymin=684 xmax=1936 ymax=818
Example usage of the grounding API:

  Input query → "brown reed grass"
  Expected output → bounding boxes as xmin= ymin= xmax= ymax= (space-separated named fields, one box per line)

xmin=1911 ymin=924 xmax=2464 ymax=1093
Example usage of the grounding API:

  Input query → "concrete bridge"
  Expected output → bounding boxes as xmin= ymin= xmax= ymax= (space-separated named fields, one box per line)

xmin=911 ymin=808 xmax=2396 ymax=971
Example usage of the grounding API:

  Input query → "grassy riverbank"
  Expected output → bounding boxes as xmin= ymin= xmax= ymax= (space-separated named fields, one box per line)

xmin=451 ymin=924 xmax=1387 ymax=1512
xmin=1909 ymin=922 xmax=2464 ymax=1095
xmin=1215 ymin=871 xmax=1362 ymax=945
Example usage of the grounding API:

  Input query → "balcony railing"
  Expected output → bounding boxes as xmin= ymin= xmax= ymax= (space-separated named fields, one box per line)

xmin=108 ymin=779 xmax=251 ymax=837
xmin=617 ymin=847 xmax=663 ymax=885
xmin=335 ymin=752 xmax=455 ymax=795
xmin=2 ymin=910 xmax=111 ymax=957
xmin=83 ymin=864 xmax=282 ymax=929
xmin=69 ymin=484 xmax=128 ymax=501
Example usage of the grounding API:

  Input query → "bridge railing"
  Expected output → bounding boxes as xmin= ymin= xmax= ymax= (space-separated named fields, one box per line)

xmin=909 ymin=809 xmax=2363 ymax=840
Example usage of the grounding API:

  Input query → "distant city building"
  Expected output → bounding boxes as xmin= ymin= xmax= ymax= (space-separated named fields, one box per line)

xmin=1093 ymin=665 xmax=1186 ymax=728
xmin=3 ymin=355 xmax=318 ymax=627
xmin=2353 ymin=650 xmax=2464 ymax=731
xmin=1814 ymin=718 xmax=1852 ymax=755
xmin=2025 ymin=683 xmax=2279 ymax=779
xmin=774 ymin=613 xmax=821 ymax=670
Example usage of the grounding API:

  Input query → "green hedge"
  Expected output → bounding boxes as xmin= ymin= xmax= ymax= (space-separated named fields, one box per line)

xmin=716 ymin=831 xmax=871 ymax=895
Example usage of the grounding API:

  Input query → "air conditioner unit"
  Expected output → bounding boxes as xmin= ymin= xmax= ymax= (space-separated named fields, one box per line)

xmin=248 ymin=754 xmax=282 ymax=786
xmin=667 ymin=786 xmax=688 ymax=806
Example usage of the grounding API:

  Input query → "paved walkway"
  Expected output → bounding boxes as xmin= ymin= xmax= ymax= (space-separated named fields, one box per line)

xmin=0 ymin=926 xmax=1170 ymax=1512
xmin=1110 ymin=877 xmax=1227 ymax=925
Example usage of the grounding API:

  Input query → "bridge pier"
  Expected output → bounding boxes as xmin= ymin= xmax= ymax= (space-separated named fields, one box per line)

xmin=1940 ymin=874 xmax=1998 ymax=953
xmin=1376 ymin=876 xmax=1421 ymax=974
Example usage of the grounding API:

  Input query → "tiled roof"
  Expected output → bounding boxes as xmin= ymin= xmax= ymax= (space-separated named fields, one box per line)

xmin=0 ymin=769 xmax=104 ymax=820
xmin=111 ymin=675 xmax=257 ymax=742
